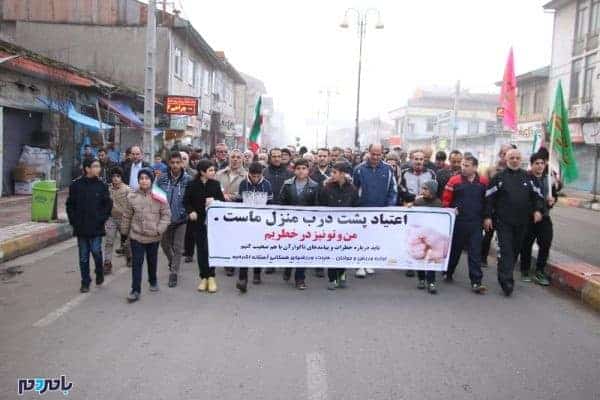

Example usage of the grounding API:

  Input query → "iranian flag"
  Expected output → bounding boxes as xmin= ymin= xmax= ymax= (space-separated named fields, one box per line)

xmin=549 ymin=81 xmax=579 ymax=183
xmin=248 ymin=96 xmax=263 ymax=154
xmin=151 ymin=183 xmax=168 ymax=204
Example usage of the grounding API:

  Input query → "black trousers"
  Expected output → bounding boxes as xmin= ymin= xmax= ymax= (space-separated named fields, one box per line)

xmin=285 ymin=268 xmax=305 ymax=281
xmin=184 ymin=220 xmax=195 ymax=257
xmin=327 ymin=268 xmax=345 ymax=283
xmin=495 ymin=220 xmax=527 ymax=287
xmin=447 ymin=221 xmax=483 ymax=284
xmin=520 ymin=217 xmax=553 ymax=274
xmin=417 ymin=270 xmax=436 ymax=283
xmin=239 ymin=268 xmax=262 ymax=280
xmin=195 ymin=224 xmax=214 ymax=279
xmin=130 ymin=240 xmax=159 ymax=293
xmin=481 ymin=228 xmax=494 ymax=263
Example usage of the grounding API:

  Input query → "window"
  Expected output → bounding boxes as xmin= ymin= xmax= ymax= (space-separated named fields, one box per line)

xmin=468 ymin=120 xmax=479 ymax=135
xmin=425 ymin=118 xmax=435 ymax=132
xmin=592 ymin=1 xmax=600 ymax=34
xmin=174 ymin=48 xmax=182 ymax=78
xmin=188 ymin=58 xmax=197 ymax=87
xmin=576 ymin=2 xmax=589 ymax=41
xmin=407 ymin=122 xmax=415 ymax=134
xmin=486 ymin=121 xmax=497 ymax=135
xmin=203 ymin=70 xmax=210 ymax=95
xmin=533 ymin=89 xmax=544 ymax=114
xmin=583 ymin=54 xmax=596 ymax=100
xmin=519 ymin=91 xmax=530 ymax=116
xmin=570 ymin=59 xmax=584 ymax=103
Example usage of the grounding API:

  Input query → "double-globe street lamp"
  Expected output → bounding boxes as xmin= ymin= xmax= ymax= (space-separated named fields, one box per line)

xmin=339 ymin=8 xmax=383 ymax=151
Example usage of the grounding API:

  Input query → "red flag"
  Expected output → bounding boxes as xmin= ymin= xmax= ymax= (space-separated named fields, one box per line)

xmin=500 ymin=48 xmax=517 ymax=131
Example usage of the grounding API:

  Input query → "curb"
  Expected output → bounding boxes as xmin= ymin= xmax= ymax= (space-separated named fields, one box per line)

xmin=556 ymin=196 xmax=600 ymax=211
xmin=0 ymin=223 xmax=73 ymax=264
xmin=546 ymin=255 xmax=600 ymax=312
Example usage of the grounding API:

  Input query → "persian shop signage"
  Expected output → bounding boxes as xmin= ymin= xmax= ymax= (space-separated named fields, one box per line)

xmin=165 ymin=96 xmax=198 ymax=116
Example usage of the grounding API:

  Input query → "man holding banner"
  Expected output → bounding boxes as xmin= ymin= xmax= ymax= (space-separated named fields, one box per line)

xmin=352 ymin=144 xmax=398 ymax=278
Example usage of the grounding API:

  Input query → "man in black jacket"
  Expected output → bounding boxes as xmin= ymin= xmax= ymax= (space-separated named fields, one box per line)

xmin=519 ymin=151 xmax=562 ymax=286
xmin=279 ymin=158 xmax=319 ymax=289
xmin=98 ymin=148 xmax=115 ymax=184
xmin=310 ymin=148 xmax=333 ymax=186
xmin=264 ymin=148 xmax=293 ymax=205
xmin=66 ymin=158 xmax=113 ymax=293
xmin=262 ymin=148 xmax=294 ymax=274
xmin=484 ymin=149 xmax=545 ymax=296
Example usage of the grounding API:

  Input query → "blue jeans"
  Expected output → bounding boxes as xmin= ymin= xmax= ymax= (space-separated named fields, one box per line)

xmin=130 ymin=239 xmax=159 ymax=293
xmin=77 ymin=237 xmax=103 ymax=286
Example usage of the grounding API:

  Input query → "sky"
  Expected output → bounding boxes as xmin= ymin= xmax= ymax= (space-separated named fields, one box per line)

xmin=176 ymin=0 xmax=554 ymax=147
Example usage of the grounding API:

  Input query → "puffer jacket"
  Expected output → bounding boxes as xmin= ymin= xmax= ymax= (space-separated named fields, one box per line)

xmin=156 ymin=170 xmax=191 ymax=225
xmin=109 ymin=183 xmax=131 ymax=219
xmin=121 ymin=189 xmax=171 ymax=244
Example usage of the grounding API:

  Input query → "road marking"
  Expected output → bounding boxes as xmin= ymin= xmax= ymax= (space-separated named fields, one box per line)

xmin=33 ymin=267 xmax=128 ymax=328
xmin=306 ymin=352 xmax=328 ymax=400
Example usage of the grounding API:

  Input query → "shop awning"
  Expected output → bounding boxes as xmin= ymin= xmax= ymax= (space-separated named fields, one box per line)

xmin=99 ymin=97 xmax=143 ymax=128
xmin=37 ymin=97 xmax=113 ymax=132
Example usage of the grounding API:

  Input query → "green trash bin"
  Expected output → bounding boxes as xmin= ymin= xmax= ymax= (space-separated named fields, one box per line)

xmin=31 ymin=180 xmax=58 ymax=222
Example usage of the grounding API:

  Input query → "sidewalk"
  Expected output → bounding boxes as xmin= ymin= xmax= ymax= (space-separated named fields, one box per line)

xmin=545 ymin=249 xmax=600 ymax=312
xmin=0 ymin=191 xmax=72 ymax=263
xmin=556 ymin=189 xmax=600 ymax=211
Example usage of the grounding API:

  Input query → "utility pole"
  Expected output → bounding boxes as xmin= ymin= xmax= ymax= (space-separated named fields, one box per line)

xmin=143 ymin=0 xmax=157 ymax=161
xmin=354 ymin=18 xmax=364 ymax=152
xmin=451 ymin=80 xmax=460 ymax=150
xmin=340 ymin=8 xmax=384 ymax=152
xmin=319 ymin=89 xmax=338 ymax=148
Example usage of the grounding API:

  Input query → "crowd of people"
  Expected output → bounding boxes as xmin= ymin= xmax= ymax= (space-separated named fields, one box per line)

xmin=65 ymin=140 xmax=561 ymax=302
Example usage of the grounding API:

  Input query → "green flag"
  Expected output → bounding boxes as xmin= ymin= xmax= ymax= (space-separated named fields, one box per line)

xmin=549 ymin=81 xmax=579 ymax=183
xmin=248 ymin=96 xmax=262 ymax=153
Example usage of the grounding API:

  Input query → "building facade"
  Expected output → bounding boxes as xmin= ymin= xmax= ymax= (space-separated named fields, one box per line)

xmin=511 ymin=66 xmax=550 ymax=162
xmin=0 ymin=0 xmax=246 ymax=155
xmin=544 ymin=0 xmax=600 ymax=192
xmin=0 ymin=39 xmax=143 ymax=196
xmin=389 ymin=88 xmax=505 ymax=168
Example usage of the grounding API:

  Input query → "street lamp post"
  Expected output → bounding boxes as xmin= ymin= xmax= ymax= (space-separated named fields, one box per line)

xmin=319 ymin=89 xmax=339 ymax=148
xmin=340 ymin=8 xmax=383 ymax=151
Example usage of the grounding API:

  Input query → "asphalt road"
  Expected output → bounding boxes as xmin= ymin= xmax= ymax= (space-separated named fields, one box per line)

xmin=1 ymin=239 xmax=599 ymax=400
xmin=552 ymin=206 xmax=600 ymax=266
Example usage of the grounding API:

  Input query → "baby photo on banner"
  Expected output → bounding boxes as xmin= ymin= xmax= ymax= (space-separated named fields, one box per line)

xmin=207 ymin=203 xmax=456 ymax=271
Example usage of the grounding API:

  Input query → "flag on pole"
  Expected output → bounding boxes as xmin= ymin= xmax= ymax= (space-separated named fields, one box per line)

xmin=248 ymin=96 xmax=263 ymax=154
xmin=151 ymin=183 xmax=168 ymax=204
xmin=549 ymin=81 xmax=579 ymax=183
xmin=499 ymin=47 xmax=517 ymax=131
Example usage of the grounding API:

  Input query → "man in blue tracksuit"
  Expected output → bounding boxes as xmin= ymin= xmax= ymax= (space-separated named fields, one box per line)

xmin=352 ymin=144 xmax=398 ymax=278
xmin=442 ymin=154 xmax=488 ymax=294
xmin=157 ymin=151 xmax=192 ymax=288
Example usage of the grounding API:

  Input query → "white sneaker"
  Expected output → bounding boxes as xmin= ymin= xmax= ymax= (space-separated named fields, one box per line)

xmin=355 ymin=268 xmax=366 ymax=278
xmin=366 ymin=268 xmax=375 ymax=275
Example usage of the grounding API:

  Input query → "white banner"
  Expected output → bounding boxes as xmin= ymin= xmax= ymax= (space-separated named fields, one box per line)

xmin=207 ymin=203 xmax=455 ymax=271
